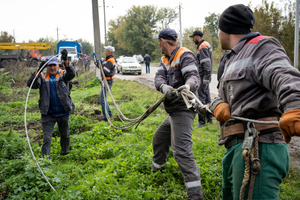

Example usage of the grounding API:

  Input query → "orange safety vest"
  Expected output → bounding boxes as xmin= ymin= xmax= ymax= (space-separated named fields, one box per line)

xmin=41 ymin=70 xmax=64 ymax=80
xmin=161 ymin=47 xmax=192 ymax=70
xmin=197 ymin=41 xmax=210 ymax=51
xmin=104 ymin=57 xmax=115 ymax=80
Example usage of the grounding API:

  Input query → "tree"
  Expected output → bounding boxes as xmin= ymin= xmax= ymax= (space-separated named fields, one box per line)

xmin=78 ymin=39 xmax=93 ymax=56
xmin=157 ymin=7 xmax=178 ymax=30
xmin=204 ymin=13 xmax=220 ymax=50
xmin=35 ymin=37 xmax=57 ymax=56
xmin=253 ymin=0 xmax=282 ymax=39
xmin=0 ymin=31 xmax=15 ymax=43
xmin=123 ymin=5 xmax=159 ymax=56
xmin=182 ymin=27 xmax=199 ymax=54
xmin=253 ymin=0 xmax=296 ymax=64
xmin=107 ymin=16 xmax=128 ymax=57
xmin=183 ymin=12 xmax=223 ymax=66
xmin=278 ymin=0 xmax=296 ymax=65
xmin=0 ymin=31 xmax=15 ymax=54
xmin=107 ymin=5 xmax=178 ymax=60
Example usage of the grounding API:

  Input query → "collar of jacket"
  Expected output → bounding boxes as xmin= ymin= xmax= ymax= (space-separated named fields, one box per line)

xmin=44 ymin=69 xmax=62 ymax=77
xmin=231 ymin=32 xmax=261 ymax=54
xmin=105 ymin=55 xmax=114 ymax=60
xmin=164 ymin=45 xmax=180 ymax=61
xmin=196 ymin=39 xmax=205 ymax=49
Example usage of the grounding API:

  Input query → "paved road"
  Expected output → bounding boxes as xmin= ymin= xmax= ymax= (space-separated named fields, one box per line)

xmin=114 ymin=63 xmax=219 ymax=99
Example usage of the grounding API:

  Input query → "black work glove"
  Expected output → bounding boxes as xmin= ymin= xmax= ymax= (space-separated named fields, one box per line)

xmin=61 ymin=49 xmax=68 ymax=61
xmin=38 ymin=61 xmax=47 ymax=72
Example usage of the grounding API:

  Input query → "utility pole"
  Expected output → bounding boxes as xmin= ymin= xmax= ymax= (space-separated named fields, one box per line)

xmin=295 ymin=0 xmax=299 ymax=69
xmin=92 ymin=0 xmax=102 ymax=79
xmin=103 ymin=0 xmax=107 ymax=45
xmin=57 ymin=26 xmax=59 ymax=42
xmin=92 ymin=0 xmax=102 ymax=59
xmin=100 ymin=1 xmax=113 ymax=45
xmin=13 ymin=29 xmax=15 ymax=42
xmin=179 ymin=2 xmax=182 ymax=47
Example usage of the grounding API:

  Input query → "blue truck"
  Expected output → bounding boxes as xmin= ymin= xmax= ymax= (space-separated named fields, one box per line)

xmin=57 ymin=40 xmax=82 ymax=65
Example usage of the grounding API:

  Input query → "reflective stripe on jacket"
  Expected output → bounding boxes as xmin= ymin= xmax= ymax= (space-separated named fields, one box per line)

xmin=27 ymin=64 xmax=75 ymax=115
xmin=210 ymin=33 xmax=300 ymax=124
xmin=155 ymin=46 xmax=200 ymax=113
xmin=196 ymin=39 xmax=213 ymax=81
xmin=102 ymin=55 xmax=116 ymax=84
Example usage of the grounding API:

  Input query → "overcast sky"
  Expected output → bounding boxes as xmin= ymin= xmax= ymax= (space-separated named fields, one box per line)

xmin=1 ymin=0 xmax=285 ymax=45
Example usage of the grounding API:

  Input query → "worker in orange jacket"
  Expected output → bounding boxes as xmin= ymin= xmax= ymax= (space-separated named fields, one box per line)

xmin=99 ymin=46 xmax=116 ymax=121
xmin=189 ymin=30 xmax=213 ymax=128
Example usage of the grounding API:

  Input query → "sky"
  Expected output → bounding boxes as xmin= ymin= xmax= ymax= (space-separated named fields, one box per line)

xmin=0 ymin=0 xmax=285 ymax=46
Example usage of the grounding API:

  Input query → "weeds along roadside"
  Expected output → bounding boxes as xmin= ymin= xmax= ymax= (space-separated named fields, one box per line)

xmin=0 ymin=68 xmax=299 ymax=199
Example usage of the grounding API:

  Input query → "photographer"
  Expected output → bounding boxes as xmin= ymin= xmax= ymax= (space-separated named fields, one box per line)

xmin=27 ymin=50 xmax=75 ymax=159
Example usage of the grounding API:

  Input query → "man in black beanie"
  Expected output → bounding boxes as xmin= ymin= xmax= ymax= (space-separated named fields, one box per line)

xmin=209 ymin=3 xmax=300 ymax=200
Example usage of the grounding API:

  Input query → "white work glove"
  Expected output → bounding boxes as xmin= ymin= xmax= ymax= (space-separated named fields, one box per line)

xmin=161 ymin=84 xmax=174 ymax=99
xmin=176 ymin=84 xmax=190 ymax=98
xmin=203 ymin=79 xmax=210 ymax=87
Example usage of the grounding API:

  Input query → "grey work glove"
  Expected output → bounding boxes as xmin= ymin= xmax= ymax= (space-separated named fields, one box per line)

xmin=176 ymin=84 xmax=190 ymax=98
xmin=203 ymin=79 xmax=210 ymax=87
xmin=161 ymin=84 xmax=174 ymax=99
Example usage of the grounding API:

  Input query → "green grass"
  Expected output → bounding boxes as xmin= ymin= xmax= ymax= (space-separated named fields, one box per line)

xmin=0 ymin=70 xmax=299 ymax=199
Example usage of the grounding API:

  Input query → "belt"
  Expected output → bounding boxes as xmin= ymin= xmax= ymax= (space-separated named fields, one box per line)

xmin=106 ymin=77 xmax=113 ymax=80
xmin=224 ymin=129 xmax=284 ymax=150
xmin=221 ymin=117 xmax=279 ymax=138
xmin=224 ymin=137 xmax=244 ymax=150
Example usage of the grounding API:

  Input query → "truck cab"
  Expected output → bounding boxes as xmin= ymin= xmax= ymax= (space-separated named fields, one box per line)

xmin=27 ymin=49 xmax=42 ymax=60
xmin=56 ymin=40 xmax=82 ymax=66
xmin=57 ymin=46 xmax=78 ymax=65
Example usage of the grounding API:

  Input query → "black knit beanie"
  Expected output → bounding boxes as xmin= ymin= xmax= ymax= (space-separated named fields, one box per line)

xmin=218 ymin=4 xmax=255 ymax=34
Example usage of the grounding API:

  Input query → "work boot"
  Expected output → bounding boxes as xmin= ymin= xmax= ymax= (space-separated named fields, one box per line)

xmin=151 ymin=161 xmax=165 ymax=172
xmin=186 ymin=185 xmax=204 ymax=200
xmin=195 ymin=123 xmax=206 ymax=128
xmin=196 ymin=114 xmax=206 ymax=128
xmin=206 ymin=113 xmax=213 ymax=124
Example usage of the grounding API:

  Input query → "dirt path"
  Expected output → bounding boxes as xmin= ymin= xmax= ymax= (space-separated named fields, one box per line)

xmin=288 ymin=137 xmax=300 ymax=167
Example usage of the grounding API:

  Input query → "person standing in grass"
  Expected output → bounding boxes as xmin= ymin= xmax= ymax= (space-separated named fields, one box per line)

xmin=99 ymin=46 xmax=116 ymax=122
xmin=27 ymin=53 xmax=75 ymax=159
xmin=152 ymin=28 xmax=203 ymax=200
xmin=189 ymin=30 xmax=213 ymax=128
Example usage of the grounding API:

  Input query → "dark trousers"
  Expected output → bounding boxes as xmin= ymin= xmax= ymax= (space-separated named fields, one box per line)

xmin=41 ymin=114 xmax=70 ymax=158
xmin=100 ymin=83 xmax=113 ymax=120
xmin=145 ymin=63 xmax=150 ymax=73
xmin=198 ymin=81 xmax=212 ymax=125
xmin=152 ymin=111 xmax=203 ymax=199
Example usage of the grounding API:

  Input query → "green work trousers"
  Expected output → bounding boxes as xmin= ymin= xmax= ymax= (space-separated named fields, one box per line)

xmin=222 ymin=142 xmax=289 ymax=200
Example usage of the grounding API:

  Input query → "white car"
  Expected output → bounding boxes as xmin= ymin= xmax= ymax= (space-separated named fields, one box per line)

xmin=117 ymin=57 xmax=142 ymax=75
